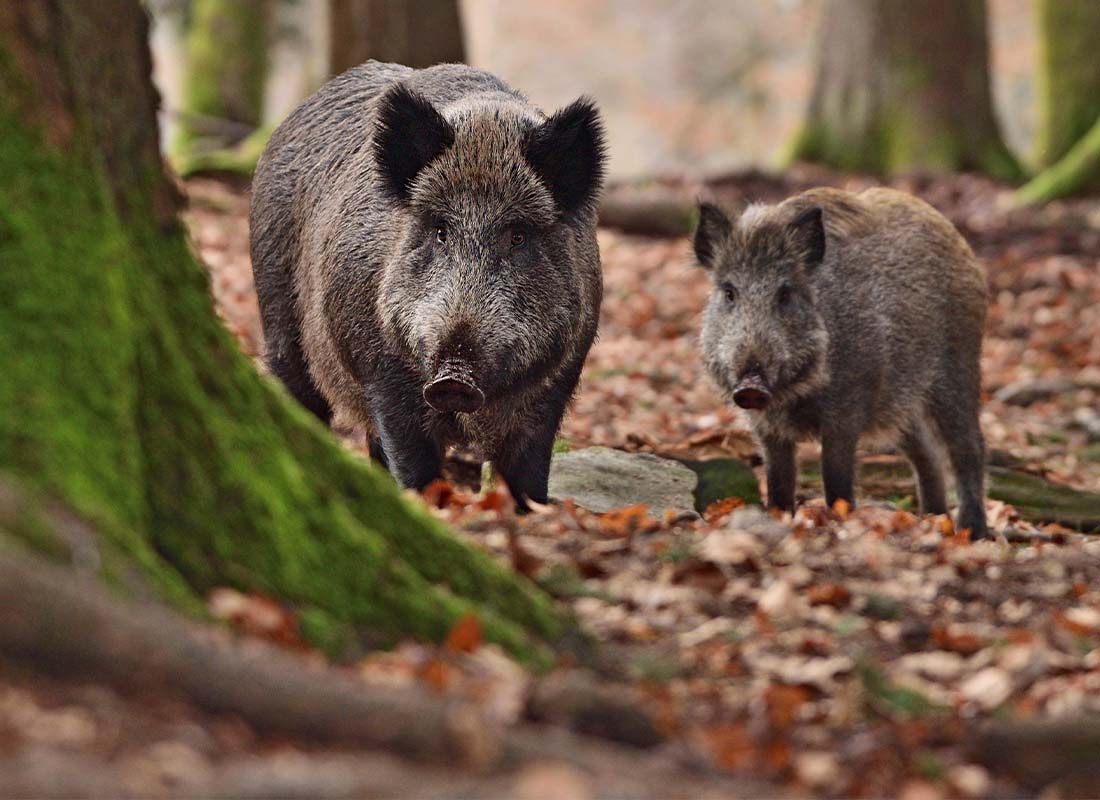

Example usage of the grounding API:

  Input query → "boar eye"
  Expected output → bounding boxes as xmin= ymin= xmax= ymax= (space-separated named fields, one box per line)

xmin=776 ymin=284 xmax=792 ymax=306
xmin=435 ymin=225 xmax=447 ymax=244
xmin=721 ymin=282 xmax=737 ymax=303
xmin=509 ymin=228 xmax=528 ymax=249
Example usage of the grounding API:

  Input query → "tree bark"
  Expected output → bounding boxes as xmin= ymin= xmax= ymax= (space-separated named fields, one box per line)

xmin=329 ymin=0 xmax=466 ymax=76
xmin=1017 ymin=0 xmax=1100 ymax=202
xmin=787 ymin=0 xmax=1020 ymax=180
xmin=0 ymin=0 xmax=561 ymax=662
xmin=1033 ymin=0 xmax=1100 ymax=167
xmin=173 ymin=0 xmax=271 ymax=162
xmin=1017 ymin=112 xmax=1100 ymax=205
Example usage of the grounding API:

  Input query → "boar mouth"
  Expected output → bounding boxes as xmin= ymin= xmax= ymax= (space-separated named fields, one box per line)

xmin=732 ymin=371 xmax=771 ymax=411
xmin=423 ymin=362 xmax=485 ymax=414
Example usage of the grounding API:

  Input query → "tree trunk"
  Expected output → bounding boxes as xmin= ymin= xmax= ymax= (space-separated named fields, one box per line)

xmin=173 ymin=0 xmax=271 ymax=163
xmin=1033 ymin=0 xmax=1100 ymax=167
xmin=787 ymin=0 xmax=1020 ymax=180
xmin=0 ymin=0 xmax=561 ymax=663
xmin=1017 ymin=112 xmax=1100 ymax=205
xmin=1017 ymin=0 xmax=1100 ymax=202
xmin=329 ymin=0 xmax=466 ymax=76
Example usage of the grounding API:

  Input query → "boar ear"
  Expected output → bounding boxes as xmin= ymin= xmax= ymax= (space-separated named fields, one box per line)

xmin=693 ymin=202 xmax=732 ymax=269
xmin=526 ymin=97 xmax=607 ymax=216
xmin=374 ymin=84 xmax=455 ymax=203
xmin=789 ymin=206 xmax=825 ymax=266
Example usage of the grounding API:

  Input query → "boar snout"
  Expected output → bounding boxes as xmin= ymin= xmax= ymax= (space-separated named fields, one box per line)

xmin=732 ymin=369 xmax=771 ymax=411
xmin=423 ymin=362 xmax=485 ymax=414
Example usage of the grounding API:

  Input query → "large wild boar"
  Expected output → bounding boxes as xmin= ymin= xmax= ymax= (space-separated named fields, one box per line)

xmin=693 ymin=188 xmax=990 ymax=539
xmin=250 ymin=62 xmax=606 ymax=506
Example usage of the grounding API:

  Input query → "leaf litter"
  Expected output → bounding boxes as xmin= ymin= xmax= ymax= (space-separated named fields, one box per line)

xmin=6 ymin=170 xmax=1092 ymax=797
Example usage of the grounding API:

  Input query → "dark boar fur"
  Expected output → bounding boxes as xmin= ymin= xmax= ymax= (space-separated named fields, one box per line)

xmin=693 ymin=188 xmax=989 ymax=539
xmin=250 ymin=62 xmax=606 ymax=505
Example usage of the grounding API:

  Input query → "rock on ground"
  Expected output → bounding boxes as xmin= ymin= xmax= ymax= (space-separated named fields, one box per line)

xmin=549 ymin=447 xmax=698 ymax=515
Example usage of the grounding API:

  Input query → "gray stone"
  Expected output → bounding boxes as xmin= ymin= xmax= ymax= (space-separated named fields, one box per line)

xmin=548 ymin=447 xmax=698 ymax=515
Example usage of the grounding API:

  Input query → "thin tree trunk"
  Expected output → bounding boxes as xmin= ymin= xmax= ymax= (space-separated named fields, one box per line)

xmin=787 ymin=0 xmax=1020 ymax=180
xmin=329 ymin=0 xmax=465 ymax=75
xmin=1018 ymin=0 xmax=1100 ymax=201
xmin=1033 ymin=0 xmax=1100 ymax=167
xmin=174 ymin=0 xmax=271 ymax=160
xmin=0 ymin=0 xmax=560 ymax=663
xmin=1017 ymin=112 xmax=1100 ymax=205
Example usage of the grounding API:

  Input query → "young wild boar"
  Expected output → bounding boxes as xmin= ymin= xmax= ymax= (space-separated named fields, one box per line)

xmin=250 ymin=62 xmax=606 ymax=506
xmin=693 ymin=188 xmax=989 ymax=539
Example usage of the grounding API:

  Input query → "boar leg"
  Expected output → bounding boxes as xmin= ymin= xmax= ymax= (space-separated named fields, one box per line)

xmin=495 ymin=432 xmax=555 ymax=510
xmin=493 ymin=368 xmax=580 ymax=510
xmin=368 ymin=380 xmax=443 ymax=490
xmin=899 ymin=421 xmax=948 ymax=515
xmin=929 ymin=394 xmax=989 ymax=540
xmin=368 ymin=438 xmax=389 ymax=470
xmin=821 ymin=425 xmax=858 ymax=510
xmin=762 ymin=435 xmax=797 ymax=512
xmin=266 ymin=339 xmax=333 ymax=424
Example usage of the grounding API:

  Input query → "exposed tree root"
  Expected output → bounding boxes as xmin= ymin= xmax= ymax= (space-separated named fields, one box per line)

xmin=0 ymin=482 xmax=753 ymax=797
xmin=599 ymin=192 xmax=697 ymax=237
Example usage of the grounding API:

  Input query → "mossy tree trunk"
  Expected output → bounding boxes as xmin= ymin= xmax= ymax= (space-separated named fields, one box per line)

xmin=328 ymin=0 xmax=465 ymax=75
xmin=0 ymin=0 xmax=561 ymax=663
xmin=787 ymin=0 xmax=1020 ymax=180
xmin=1017 ymin=113 xmax=1100 ymax=205
xmin=173 ymin=0 xmax=271 ymax=166
xmin=1017 ymin=0 xmax=1100 ymax=203
xmin=1033 ymin=0 xmax=1100 ymax=168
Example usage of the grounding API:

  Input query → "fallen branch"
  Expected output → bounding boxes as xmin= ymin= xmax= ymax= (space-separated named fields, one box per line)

xmin=0 ymin=480 xmax=755 ymax=796
xmin=599 ymin=193 xmax=696 ymax=237
xmin=974 ymin=718 xmax=1100 ymax=792
xmin=0 ymin=544 xmax=485 ymax=765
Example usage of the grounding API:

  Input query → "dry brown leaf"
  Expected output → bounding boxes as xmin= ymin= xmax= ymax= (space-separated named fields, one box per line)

xmin=703 ymin=722 xmax=756 ymax=771
xmin=807 ymin=583 xmax=851 ymax=608
xmin=444 ymin=614 xmax=483 ymax=654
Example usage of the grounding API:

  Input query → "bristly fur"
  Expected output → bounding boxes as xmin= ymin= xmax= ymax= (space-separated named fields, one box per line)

xmin=693 ymin=186 xmax=991 ymax=539
xmin=250 ymin=61 xmax=607 ymax=506
xmin=524 ymin=97 xmax=607 ymax=218
xmin=373 ymin=84 xmax=456 ymax=202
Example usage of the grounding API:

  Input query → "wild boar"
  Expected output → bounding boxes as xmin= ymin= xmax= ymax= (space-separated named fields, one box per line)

xmin=250 ymin=62 xmax=606 ymax=506
xmin=693 ymin=187 xmax=989 ymax=538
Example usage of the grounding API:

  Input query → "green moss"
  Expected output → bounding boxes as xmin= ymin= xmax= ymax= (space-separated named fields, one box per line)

xmin=1034 ymin=0 xmax=1100 ymax=168
xmin=987 ymin=466 xmax=1100 ymax=532
xmin=172 ymin=124 xmax=272 ymax=178
xmin=676 ymin=457 xmax=761 ymax=512
xmin=858 ymin=659 xmax=944 ymax=719
xmin=787 ymin=111 xmax=1020 ymax=181
xmin=1017 ymin=113 xmax=1100 ymax=204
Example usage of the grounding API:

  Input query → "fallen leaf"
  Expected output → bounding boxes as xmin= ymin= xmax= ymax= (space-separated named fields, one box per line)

xmin=703 ymin=496 xmax=745 ymax=522
xmin=764 ymin=683 xmax=811 ymax=730
xmin=445 ymin=614 xmax=483 ymax=653
xmin=703 ymin=722 xmax=756 ymax=771
xmin=808 ymin=583 xmax=851 ymax=608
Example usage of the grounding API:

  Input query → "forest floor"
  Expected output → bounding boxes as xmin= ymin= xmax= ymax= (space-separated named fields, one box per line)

xmin=4 ymin=168 xmax=1099 ymax=798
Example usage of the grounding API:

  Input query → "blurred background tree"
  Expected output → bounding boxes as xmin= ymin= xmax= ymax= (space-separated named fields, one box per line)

xmin=787 ymin=0 xmax=1020 ymax=180
xmin=1033 ymin=0 xmax=1100 ymax=168
xmin=151 ymin=1 xmax=1071 ymax=187
xmin=171 ymin=0 xmax=273 ymax=173
xmin=1017 ymin=0 xmax=1100 ymax=203
xmin=329 ymin=0 xmax=465 ymax=74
